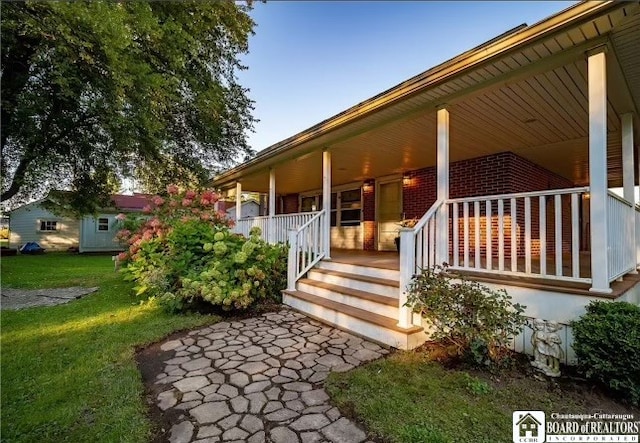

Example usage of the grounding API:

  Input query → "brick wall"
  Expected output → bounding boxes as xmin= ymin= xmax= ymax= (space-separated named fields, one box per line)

xmin=279 ymin=194 xmax=299 ymax=214
xmin=402 ymin=152 xmax=575 ymax=259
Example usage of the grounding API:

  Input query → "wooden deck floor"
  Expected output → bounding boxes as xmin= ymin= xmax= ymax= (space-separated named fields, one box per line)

xmin=327 ymin=248 xmax=639 ymax=299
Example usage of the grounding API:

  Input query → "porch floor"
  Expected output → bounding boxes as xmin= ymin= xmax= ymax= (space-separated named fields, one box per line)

xmin=327 ymin=249 xmax=639 ymax=299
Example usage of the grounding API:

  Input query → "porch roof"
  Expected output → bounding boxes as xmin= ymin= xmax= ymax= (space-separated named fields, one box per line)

xmin=212 ymin=1 xmax=640 ymax=195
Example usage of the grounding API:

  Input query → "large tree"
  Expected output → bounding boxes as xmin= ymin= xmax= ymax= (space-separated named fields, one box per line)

xmin=1 ymin=1 xmax=256 ymax=214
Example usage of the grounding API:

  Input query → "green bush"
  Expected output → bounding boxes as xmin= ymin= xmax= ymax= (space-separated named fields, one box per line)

xmin=571 ymin=301 xmax=640 ymax=406
xmin=405 ymin=265 xmax=526 ymax=366
xmin=118 ymin=186 xmax=288 ymax=313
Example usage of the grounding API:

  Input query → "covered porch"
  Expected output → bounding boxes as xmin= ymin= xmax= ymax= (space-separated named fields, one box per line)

xmin=212 ymin=2 xmax=640 ymax=347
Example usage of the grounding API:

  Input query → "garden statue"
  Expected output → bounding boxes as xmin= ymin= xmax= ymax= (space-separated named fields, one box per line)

xmin=529 ymin=319 xmax=564 ymax=377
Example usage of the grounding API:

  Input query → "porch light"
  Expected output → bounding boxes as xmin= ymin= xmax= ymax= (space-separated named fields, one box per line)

xmin=362 ymin=180 xmax=373 ymax=192
xmin=402 ymin=173 xmax=411 ymax=185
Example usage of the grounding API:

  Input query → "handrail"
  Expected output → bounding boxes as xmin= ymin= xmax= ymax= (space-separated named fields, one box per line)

xmin=287 ymin=209 xmax=327 ymax=290
xmin=447 ymin=186 xmax=589 ymax=204
xmin=296 ymin=210 xmax=323 ymax=231
xmin=412 ymin=199 xmax=445 ymax=232
xmin=607 ymin=190 xmax=633 ymax=208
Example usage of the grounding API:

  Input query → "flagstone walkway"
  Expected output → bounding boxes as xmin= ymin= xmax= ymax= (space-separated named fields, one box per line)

xmin=153 ymin=309 xmax=388 ymax=443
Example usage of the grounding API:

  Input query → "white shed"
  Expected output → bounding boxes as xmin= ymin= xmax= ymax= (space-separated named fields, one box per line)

xmin=225 ymin=200 xmax=261 ymax=221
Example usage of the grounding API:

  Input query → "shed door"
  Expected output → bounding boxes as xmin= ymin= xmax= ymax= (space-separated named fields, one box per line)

xmin=378 ymin=180 xmax=402 ymax=251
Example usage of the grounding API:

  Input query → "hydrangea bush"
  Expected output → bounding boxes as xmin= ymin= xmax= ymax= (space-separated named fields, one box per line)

xmin=116 ymin=186 xmax=288 ymax=312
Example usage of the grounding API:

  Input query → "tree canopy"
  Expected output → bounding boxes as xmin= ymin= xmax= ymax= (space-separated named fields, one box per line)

xmin=1 ymin=1 xmax=256 ymax=214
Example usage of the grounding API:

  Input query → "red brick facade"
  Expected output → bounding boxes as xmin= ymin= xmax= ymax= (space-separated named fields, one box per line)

xmin=401 ymin=152 xmax=575 ymax=257
xmin=279 ymin=194 xmax=299 ymax=215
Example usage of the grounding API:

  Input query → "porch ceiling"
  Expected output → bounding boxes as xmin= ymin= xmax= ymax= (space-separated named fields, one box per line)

xmin=218 ymin=2 xmax=640 ymax=195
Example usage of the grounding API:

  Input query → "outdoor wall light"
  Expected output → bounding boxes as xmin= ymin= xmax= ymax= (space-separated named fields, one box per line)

xmin=402 ymin=174 xmax=411 ymax=185
xmin=362 ymin=180 xmax=374 ymax=192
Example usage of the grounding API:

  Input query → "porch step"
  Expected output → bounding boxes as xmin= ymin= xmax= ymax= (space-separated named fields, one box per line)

xmin=307 ymin=268 xmax=399 ymax=298
xmin=282 ymin=290 xmax=425 ymax=350
xmin=298 ymin=278 xmax=398 ymax=318
xmin=316 ymin=260 xmax=400 ymax=281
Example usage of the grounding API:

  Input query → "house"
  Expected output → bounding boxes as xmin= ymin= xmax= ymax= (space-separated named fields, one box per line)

xmin=225 ymin=200 xmax=261 ymax=221
xmin=516 ymin=413 xmax=542 ymax=438
xmin=8 ymin=193 xmax=150 ymax=253
xmin=211 ymin=1 xmax=640 ymax=353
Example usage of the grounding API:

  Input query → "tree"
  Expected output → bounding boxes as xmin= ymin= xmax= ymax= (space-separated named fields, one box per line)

xmin=1 ymin=1 xmax=256 ymax=214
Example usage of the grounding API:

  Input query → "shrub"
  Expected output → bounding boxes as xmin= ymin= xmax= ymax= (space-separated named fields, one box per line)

xmin=405 ymin=265 xmax=526 ymax=366
xmin=118 ymin=186 xmax=288 ymax=313
xmin=571 ymin=301 xmax=640 ymax=406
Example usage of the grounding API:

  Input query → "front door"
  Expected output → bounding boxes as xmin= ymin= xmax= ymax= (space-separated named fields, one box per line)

xmin=378 ymin=180 xmax=402 ymax=251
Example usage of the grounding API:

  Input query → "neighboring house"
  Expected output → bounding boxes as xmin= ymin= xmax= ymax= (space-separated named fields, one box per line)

xmin=211 ymin=2 xmax=640 ymax=353
xmin=9 ymin=194 xmax=150 ymax=253
xmin=225 ymin=200 xmax=261 ymax=221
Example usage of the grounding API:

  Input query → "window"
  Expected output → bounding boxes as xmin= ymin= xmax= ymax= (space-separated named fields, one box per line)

xmin=97 ymin=218 xmax=110 ymax=232
xmin=39 ymin=220 xmax=57 ymax=231
xmin=300 ymin=187 xmax=362 ymax=227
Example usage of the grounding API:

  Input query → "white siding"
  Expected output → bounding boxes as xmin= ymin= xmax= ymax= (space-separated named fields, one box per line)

xmin=9 ymin=204 xmax=80 ymax=251
xmin=226 ymin=201 xmax=260 ymax=221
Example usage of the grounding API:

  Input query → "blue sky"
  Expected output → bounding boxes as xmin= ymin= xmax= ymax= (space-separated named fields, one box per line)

xmin=239 ymin=1 xmax=576 ymax=153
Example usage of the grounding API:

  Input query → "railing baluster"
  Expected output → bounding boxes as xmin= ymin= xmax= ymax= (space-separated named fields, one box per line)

xmin=525 ymin=197 xmax=531 ymax=274
xmin=463 ymin=202 xmax=469 ymax=268
xmin=511 ymin=198 xmax=517 ymax=272
xmin=429 ymin=217 xmax=436 ymax=268
xmin=571 ymin=193 xmax=580 ymax=278
xmin=474 ymin=201 xmax=480 ymax=269
xmin=453 ymin=202 xmax=459 ymax=267
xmin=539 ymin=195 xmax=547 ymax=276
xmin=486 ymin=200 xmax=492 ymax=271
xmin=555 ymin=195 xmax=562 ymax=277
xmin=498 ymin=199 xmax=504 ymax=271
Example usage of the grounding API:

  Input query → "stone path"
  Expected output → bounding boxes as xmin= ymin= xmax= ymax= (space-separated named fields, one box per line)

xmin=154 ymin=309 xmax=388 ymax=443
xmin=1 ymin=287 xmax=99 ymax=310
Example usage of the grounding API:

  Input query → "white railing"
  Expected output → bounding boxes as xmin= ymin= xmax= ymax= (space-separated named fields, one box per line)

xmin=287 ymin=210 xmax=327 ymax=290
xmin=607 ymin=192 xmax=635 ymax=281
xmin=235 ymin=215 xmax=269 ymax=239
xmin=234 ymin=212 xmax=318 ymax=244
xmin=446 ymin=187 xmax=590 ymax=283
xmin=398 ymin=199 xmax=445 ymax=328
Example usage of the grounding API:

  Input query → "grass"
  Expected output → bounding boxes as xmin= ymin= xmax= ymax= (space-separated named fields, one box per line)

xmin=1 ymin=253 xmax=219 ymax=442
xmin=325 ymin=351 xmax=636 ymax=443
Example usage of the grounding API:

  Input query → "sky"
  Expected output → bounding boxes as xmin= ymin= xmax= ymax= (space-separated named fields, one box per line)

xmin=238 ymin=1 xmax=577 ymax=153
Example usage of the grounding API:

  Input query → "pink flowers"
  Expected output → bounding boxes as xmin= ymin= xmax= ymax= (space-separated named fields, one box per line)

xmin=185 ymin=190 xmax=197 ymax=199
xmin=167 ymin=184 xmax=179 ymax=195
xmin=149 ymin=218 xmax=161 ymax=228
xmin=152 ymin=196 xmax=165 ymax=206
xmin=142 ymin=205 xmax=152 ymax=214
xmin=182 ymin=198 xmax=193 ymax=207
xmin=116 ymin=213 xmax=127 ymax=221
xmin=116 ymin=252 xmax=128 ymax=261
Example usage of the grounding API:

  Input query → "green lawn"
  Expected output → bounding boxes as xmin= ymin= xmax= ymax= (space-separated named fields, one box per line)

xmin=1 ymin=253 xmax=219 ymax=442
xmin=326 ymin=352 xmax=636 ymax=443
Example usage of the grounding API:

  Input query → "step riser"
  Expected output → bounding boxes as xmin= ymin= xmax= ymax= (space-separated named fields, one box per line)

xmin=297 ymin=282 xmax=398 ymax=318
xmin=317 ymin=261 xmax=400 ymax=281
xmin=307 ymin=270 xmax=398 ymax=298
xmin=283 ymin=293 xmax=426 ymax=350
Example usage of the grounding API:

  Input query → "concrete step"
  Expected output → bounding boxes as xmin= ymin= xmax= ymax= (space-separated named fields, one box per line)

xmin=282 ymin=290 xmax=425 ymax=350
xmin=316 ymin=260 xmax=400 ymax=281
xmin=307 ymin=268 xmax=398 ymax=298
xmin=297 ymin=278 xmax=398 ymax=319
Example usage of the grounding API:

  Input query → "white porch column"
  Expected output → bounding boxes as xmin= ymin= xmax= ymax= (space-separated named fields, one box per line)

xmin=235 ymin=182 xmax=242 ymax=222
xmin=268 ymin=168 xmax=276 ymax=244
xmin=588 ymin=48 xmax=611 ymax=293
xmin=322 ymin=149 xmax=331 ymax=259
xmin=622 ymin=113 xmax=637 ymax=272
xmin=436 ymin=108 xmax=450 ymax=265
